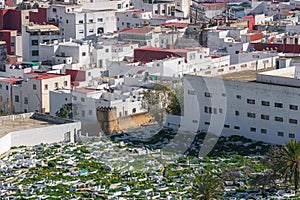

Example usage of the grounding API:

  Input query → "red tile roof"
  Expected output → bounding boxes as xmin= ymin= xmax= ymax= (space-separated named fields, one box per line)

xmin=0 ymin=78 xmax=23 ymax=84
xmin=119 ymin=28 xmax=152 ymax=34
xmin=27 ymin=72 xmax=65 ymax=80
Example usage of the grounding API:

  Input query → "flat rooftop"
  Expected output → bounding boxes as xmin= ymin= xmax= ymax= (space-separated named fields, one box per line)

xmin=0 ymin=118 xmax=52 ymax=138
xmin=0 ymin=113 xmax=77 ymax=138
xmin=215 ymin=68 xmax=275 ymax=82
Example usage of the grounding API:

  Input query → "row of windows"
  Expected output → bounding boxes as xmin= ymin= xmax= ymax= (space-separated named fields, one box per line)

xmin=32 ymin=82 xmax=68 ymax=90
xmin=245 ymin=112 xmax=298 ymax=124
xmin=203 ymin=121 xmax=296 ymax=138
xmin=204 ymin=92 xmax=226 ymax=97
xmin=0 ymin=84 xmax=9 ymax=90
xmin=204 ymin=106 xmax=298 ymax=124
xmin=204 ymin=106 xmax=223 ymax=114
xmin=204 ymin=92 xmax=299 ymax=110
xmin=14 ymin=96 xmax=28 ymax=104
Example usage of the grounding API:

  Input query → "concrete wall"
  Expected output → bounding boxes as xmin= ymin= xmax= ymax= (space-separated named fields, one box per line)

xmin=0 ymin=134 xmax=11 ymax=155
xmin=0 ymin=113 xmax=81 ymax=155
xmin=11 ymin=122 xmax=80 ymax=146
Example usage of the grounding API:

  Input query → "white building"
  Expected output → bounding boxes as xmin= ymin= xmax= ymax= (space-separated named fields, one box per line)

xmin=176 ymin=60 xmax=300 ymax=145
xmin=206 ymin=27 xmax=252 ymax=64
xmin=22 ymin=24 xmax=61 ymax=62
xmin=5 ymin=72 xmax=71 ymax=114
xmin=47 ymin=4 xmax=118 ymax=40
xmin=0 ymin=112 xmax=81 ymax=155
xmin=50 ymin=83 xmax=146 ymax=123
xmin=118 ymin=27 xmax=161 ymax=47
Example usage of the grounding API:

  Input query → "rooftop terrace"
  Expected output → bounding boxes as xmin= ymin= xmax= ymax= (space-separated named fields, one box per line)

xmin=215 ymin=68 xmax=275 ymax=82
xmin=0 ymin=113 xmax=76 ymax=138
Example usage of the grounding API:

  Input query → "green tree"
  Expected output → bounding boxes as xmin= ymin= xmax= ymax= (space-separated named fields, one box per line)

xmin=279 ymin=140 xmax=300 ymax=192
xmin=165 ymin=84 xmax=184 ymax=115
xmin=191 ymin=174 xmax=224 ymax=200
xmin=56 ymin=104 xmax=68 ymax=118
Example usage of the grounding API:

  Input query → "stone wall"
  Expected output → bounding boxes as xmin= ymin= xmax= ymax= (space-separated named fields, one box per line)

xmin=97 ymin=106 xmax=151 ymax=134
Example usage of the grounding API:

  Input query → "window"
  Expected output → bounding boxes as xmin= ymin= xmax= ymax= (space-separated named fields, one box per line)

xmin=275 ymin=116 xmax=283 ymax=122
xmin=14 ymin=95 xmax=19 ymax=103
xmin=105 ymin=49 xmax=109 ymax=53
xmin=261 ymin=114 xmax=269 ymax=120
xmin=54 ymin=82 xmax=58 ymax=88
xmin=234 ymin=126 xmax=240 ymax=130
xmin=204 ymin=92 xmax=212 ymax=97
xmin=188 ymin=90 xmax=195 ymax=95
xmin=31 ymin=40 xmax=38 ymax=46
xmin=204 ymin=106 xmax=208 ymax=113
xmin=89 ymin=110 xmax=92 ymax=115
xmin=235 ymin=110 xmax=240 ymax=116
xmin=79 ymin=20 xmax=83 ymax=24
xmin=6 ymin=85 xmax=8 ymax=90
xmin=73 ymin=96 xmax=77 ymax=101
xmin=208 ymin=107 xmax=212 ymax=114
xmin=79 ymin=30 xmax=84 ymax=33
xmin=247 ymin=99 xmax=255 ymax=104
xmin=224 ymin=124 xmax=230 ymax=128
xmin=261 ymin=101 xmax=270 ymax=106
xmin=52 ymin=8 xmax=57 ymax=12
xmin=189 ymin=53 xmax=196 ymax=60
xmin=66 ymin=19 xmax=69 ymax=23
xmin=89 ymin=19 xmax=93 ymax=23
xmin=275 ymin=102 xmax=283 ymax=108
xmin=132 ymin=108 xmax=136 ymax=113
xmin=33 ymin=84 xmax=37 ymax=90
xmin=117 ymin=3 xmax=122 ymax=9
xmin=250 ymin=127 xmax=256 ymax=132
xmin=219 ymin=108 xmax=223 ymax=114
xmin=0 ymin=84 xmax=2 ymax=89
xmin=247 ymin=112 xmax=256 ymax=118
xmin=289 ymin=133 xmax=295 ymax=138
xmin=213 ymin=108 xmax=217 ymax=114
xmin=290 ymin=104 xmax=298 ymax=110
xmin=89 ymin=29 xmax=94 ymax=33
xmin=261 ymin=129 xmax=267 ymax=134
xmin=24 ymin=97 xmax=28 ymax=104
xmin=98 ymin=60 xmax=103 ymax=67
xmin=82 ymin=52 xmax=86 ymax=56
xmin=204 ymin=121 xmax=210 ymax=125
xmin=98 ymin=18 xmax=103 ymax=22
xmin=289 ymin=119 xmax=297 ymax=124
xmin=192 ymin=120 xmax=198 ymax=123
xmin=221 ymin=93 xmax=226 ymax=97
xmin=278 ymin=132 xmax=284 ymax=137
xmin=81 ymin=97 xmax=85 ymax=102
xmin=44 ymin=84 xmax=48 ymax=90
xmin=64 ymin=81 xmax=68 ymax=87
xmin=82 ymin=110 xmax=85 ymax=117
xmin=32 ymin=50 xmax=39 ymax=56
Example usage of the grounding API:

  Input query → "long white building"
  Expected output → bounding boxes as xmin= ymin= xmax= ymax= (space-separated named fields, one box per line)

xmin=180 ymin=65 xmax=300 ymax=144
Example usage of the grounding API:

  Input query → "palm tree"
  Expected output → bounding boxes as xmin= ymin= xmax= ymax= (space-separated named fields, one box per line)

xmin=191 ymin=173 xmax=224 ymax=200
xmin=279 ymin=140 xmax=300 ymax=192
